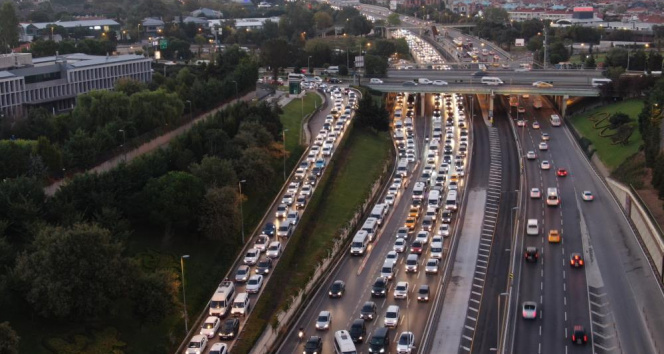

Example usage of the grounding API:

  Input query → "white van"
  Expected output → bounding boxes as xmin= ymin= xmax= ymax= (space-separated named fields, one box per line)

xmin=404 ymin=117 xmax=413 ymax=130
xmin=230 ymin=292 xmax=250 ymax=317
xmin=380 ymin=260 xmax=396 ymax=280
xmin=526 ymin=219 xmax=539 ymax=235
xmin=209 ymin=280 xmax=235 ymax=317
xmin=327 ymin=66 xmax=340 ymax=74
xmin=550 ymin=114 xmax=561 ymax=127
xmin=413 ymin=182 xmax=426 ymax=200
xmin=350 ymin=230 xmax=370 ymax=256
xmin=370 ymin=204 xmax=389 ymax=225
xmin=397 ymin=158 xmax=409 ymax=177
xmin=394 ymin=130 xmax=405 ymax=142
xmin=428 ymin=190 xmax=441 ymax=208
xmin=445 ymin=190 xmax=458 ymax=211
xmin=481 ymin=76 xmax=504 ymax=86
xmin=431 ymin=241 xmax=443 ymax=259
xmin=362 ymin=218 xmax=379 ymax=241
xmin=287 ymin=73 xmax=305 ymax=81
xmin=334 ymin=330 xmax=358 ymax=354
xmin=591 ymin=78 xmax=612 ymax=87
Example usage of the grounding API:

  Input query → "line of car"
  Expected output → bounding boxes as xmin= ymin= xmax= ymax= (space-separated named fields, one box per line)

xmin=184 ymin=87 xmax=358 ymax=354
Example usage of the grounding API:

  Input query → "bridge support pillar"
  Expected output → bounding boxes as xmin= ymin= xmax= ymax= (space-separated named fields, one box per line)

xmin=489 ymin=93 xmax=495 ymax=123
xmin=561 ymin=95 xmax=569 ymax=118
xmin=420 ymin=92 xmax=426 ymax=119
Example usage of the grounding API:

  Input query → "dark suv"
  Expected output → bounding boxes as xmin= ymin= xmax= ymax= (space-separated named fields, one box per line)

xmin=360 ymin=301 xmax=377 ymax=320
xmin=218 ymin=318 xmax=239 ymax=340
xmin=304 ymin=336 xmax=323 ymax=354
xmin=349 ymin=319 xmax=367 ymax=343
xmin=417 ymin=284 xmax=430 ymax=302
xmin=572 ymin=325 xmax=588 ymax=345
xmin=524 ymin=247 xmax=539 ymax=263
xmin=371 ymin=277 xmax=388 ymax=297
xmin=368 ymin=327 xmax=390 ymax=353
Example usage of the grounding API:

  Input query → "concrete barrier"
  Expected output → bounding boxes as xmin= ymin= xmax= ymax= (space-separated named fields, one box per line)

xmin=606 ymin=178 xmax=664 ymax=279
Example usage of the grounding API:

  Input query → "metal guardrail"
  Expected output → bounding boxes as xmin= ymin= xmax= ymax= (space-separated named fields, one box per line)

xmin=628 ymin=184 xmax=664 ymax=244
xmin=366 ymin=84 xmax=601 ymax=97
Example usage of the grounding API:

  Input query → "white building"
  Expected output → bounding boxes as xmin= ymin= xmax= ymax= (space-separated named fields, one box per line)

xmin=0 ymin=53 xmax=152 ymax=117
xmin=234 ymin=17 xmax=281 ymax=30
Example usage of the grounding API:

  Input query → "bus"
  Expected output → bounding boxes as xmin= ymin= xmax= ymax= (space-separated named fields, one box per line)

xmin=591 ymin=78 xmax=612 ymax=87
xmin=453 ymin=39 xmax=464 ymax=48
xmin=550 ymin=114 xmax=562 ymax=126
xmin=546 ymin=187 xmax=560 ymax=206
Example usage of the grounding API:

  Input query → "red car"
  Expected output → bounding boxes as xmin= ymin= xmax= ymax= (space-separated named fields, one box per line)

xmin=570 ymin=253 xmax=584 ymax=268
xmin=410 ymin=240 xmax=424 ymax=255
xmin=556 ymin=168 xmax=568 ymax=177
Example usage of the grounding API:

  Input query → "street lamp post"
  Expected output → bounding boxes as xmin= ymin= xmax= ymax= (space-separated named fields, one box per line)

xmin=180 ymin=255 xmax=190 ymax=334
xmin=118 ymin=129 xmax=126 ymax=161
xmin=239 ymin=180 xmax=246 ymax=243
xmin=282 ymin=129 xmax=289 ymax=181
xmin=185 ymin=100 xmax=192 ymax=120
xmin=231 ymin=80 xmax=238 ymax=99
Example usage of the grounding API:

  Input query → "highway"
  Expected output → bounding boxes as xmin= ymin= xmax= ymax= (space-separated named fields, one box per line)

xmin=180 ymin=87 xmax=358 ymax=354
xmin=508 ymin=96 xmax=664 ymax=354
xmin=279 ymin=91 xmax=471 ymax=353
xmin=385 ymin=69 xmax=602 ymax=85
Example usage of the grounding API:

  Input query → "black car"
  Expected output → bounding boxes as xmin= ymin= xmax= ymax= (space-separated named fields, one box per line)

xmin=255 ymin=257 xmax=273 ymax=275
xmin=371 ymin=277 xmax=388 ymax=297
xmin=219 ymin=318 xmax=240 ymax=340
xmin=472 ymin=70 xmax=488 ymax=77
xmin=328 ymin=280 xmax=346 ymax=298
xmin=262 ymin=222 xmax=275 ymax=237
xmin=572 ymin=325 xmax=588 ymax=345
xmin=441 ymin=210 xmax=452 ymax=223
xmin=304 ymin=336 xmax=323 ymax=354
xmin=349 ymin=318 xmax=367 ymax=343
xmin=329 ymin=78 xmax=342 ymax=84
xmin=368 ymin=327 xmax=390 ymax=353
xmin=402 ymin=81 xmax=417 ymax=86
xmin=417 ymin=284 xmax=430 ymax=302
xmin=360 ymin=301 xmax=377 ymax=320
xmin=524 ymin=247 xmax=539 ymax=262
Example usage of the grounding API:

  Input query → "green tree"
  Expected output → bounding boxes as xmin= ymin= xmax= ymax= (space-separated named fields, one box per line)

xmin=482 ymin=7 xmax=509 ymax=24
xmin=63 ymin=128 xmax=97 ymax=168
xmin=30 ymin=39 xmax=60 ymax=57
xmin=387 ymin=13 xmax=401 ymax=26
xmin=611 ymin=124 xmax=633 ymax=145
xmin=34 ymin=137 xmax=63 ymax=176
xmin=364 ymin=54 xmax=388 ymax=77
xmin=143 ymin=171 xmax=205 ymax=229
xmin=236 ymin=147 xmax=275 ymax=194
xmin=548 ymin=41 xmax=570 ymax=64
xmin=261 ymin=38 xmax=293 ymax=80
xmin=199 ymin=186 xmax=241 ymax=241
xmin=355 ymin=92 xmax=389 ymax=131
xmin=585 ymin=54 xmax=597 ymax=69
xmin=114 ymin=78 xmax=147 ymax=96
xmin=0 ymin=322 xmax=19 ymax=354
xmin=609 ymin=112 xmax=631 ymax=128
xmin=14 ymin=223 xmax=131 ymax=319
xmin=0 ymin=3 xmax=19 ymax=53
xmin=189 ymin=156 xmax=237 ymax=188
xmin=131 ymin=270 xmax=178 ymax=325
xmin=314 ymin=11 xmax=333 ymax=32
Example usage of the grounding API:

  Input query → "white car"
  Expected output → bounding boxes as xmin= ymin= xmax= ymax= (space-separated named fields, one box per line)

xmin=266 ymin=241 xmax=282 ymax=258
xmin=281 ymin=193 xmax=294 ymax=206
xmin=394 ymin=238 xmax=407 ymax=253
xmin=582 ymin=190 xmax=594 ymax=201
xmin=243 ymin=248 xmax=260 ymax=265
xmin=384 ymin=305 xmax=401 ymax=327
xmin=425 ymin=258 xmax=440 ymax=274
xmin=286 ymin=210 xmax=300 ymax=225
xmin=394 ymin=281 xmax=409 ymax=299
xmin=526 ymin=151 xmax=537 ymax=160
xmin=388 ymin=184 xmax=400 ymax=196
xmin=542 ymin=132 xmax=550 ymax=141
xmin=287 ymin=181 xmax=300 ymax=194
xmin=541 ymin=160 xmax=551 ymax=170
xmin=532 ymin=121 xmax=540 ymax=129
xmin=397 ymin=331 xmax=416 ymax=354
xmin=275 ymin=203 xmax=288 ymax=218
xmin=315 ymin=310 xmax=332 ymax=330
xmin=246 ymin=275 xmax=264 ymax=294
xmin=200 ymin=316 xmax=221 ymax=338
xmin=386 ymin=250 xmax=399 ymax=262
xmin=530 ymin=188 xmax=541 ymax=199
xmin=370 ymin=78 xmax=384 ymax=84
xmin=385 ymin=194 xmax=396 ymax=205
xmin=522 ymin=301 xmax=537 ymax=319
xmin=433 ymin=80 xmax=449 ymax=86
xmin=254 ymin=235 xmax=269 ymax=252
xmin=438 ymin=224 xmax=450 ymax=237
xmin=538 ymin=142 xmax=548 ymax=151
xmin=186 ymin=335 xmax=208 ymax=354
xmin=301 ymin=185 xmax=312 ymax=196
xmin=415 ymin=231 xmax=429 ymax=244
xmin=209 ymin=343 xmax=228 ymax=354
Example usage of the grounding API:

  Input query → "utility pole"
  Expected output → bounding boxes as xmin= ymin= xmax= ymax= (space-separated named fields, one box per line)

xmin=543 ymin=26 xmax=549 ymax=69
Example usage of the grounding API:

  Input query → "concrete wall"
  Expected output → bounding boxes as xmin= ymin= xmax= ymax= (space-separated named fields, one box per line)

xmin=606 ymin=178 xmax=664 ymax=279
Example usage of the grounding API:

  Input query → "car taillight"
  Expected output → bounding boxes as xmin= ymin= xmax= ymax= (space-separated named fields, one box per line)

xmin=572 ymin=335 xmax=576 ymax=341
xmin=522 ymin=310 xmax=526 ymax=317
xmin=584 ymin=335 xmax=587 ymax=341
xmin=570 ymin=260 xmax=575 ymax=265
xmin=579 ymin=260 xmax=584 ymax=265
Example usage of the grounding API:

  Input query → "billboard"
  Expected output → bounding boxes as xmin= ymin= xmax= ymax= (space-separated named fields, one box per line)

xmin=515 ymin=38 xmax=525 ymax=47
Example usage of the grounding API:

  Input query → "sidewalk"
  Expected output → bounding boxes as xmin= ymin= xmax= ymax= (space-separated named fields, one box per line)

xmin=44 ymin=91 xmax=258 ymax=196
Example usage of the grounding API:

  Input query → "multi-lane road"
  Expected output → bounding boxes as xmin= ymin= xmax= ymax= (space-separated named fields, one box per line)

xmin=507 ymin=96 xmax=664 ymax=354
xmin=280 ymin=92 xmax=472 ymax=353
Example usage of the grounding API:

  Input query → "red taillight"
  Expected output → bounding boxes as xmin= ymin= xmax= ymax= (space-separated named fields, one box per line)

xmin=572 ymin=335 xmax=576 ymax=341
xmin=522 ymin=310 xmax=526 ymax=317
xmin=570 ymin=260 xmax=574 ymax=265
xmin=579 ymin=260 xmax=584 ymax=265
xmin=584 ymin=335 xmax=588 ymax=342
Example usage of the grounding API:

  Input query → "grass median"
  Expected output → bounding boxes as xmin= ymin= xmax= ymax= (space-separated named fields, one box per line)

xmin=281 ymin=92 xmax=323 ymax=150
xmin=234 ymin=125 xmax=393 ymax=353
xmin=568 ymin=99 xmax=644 ymax=170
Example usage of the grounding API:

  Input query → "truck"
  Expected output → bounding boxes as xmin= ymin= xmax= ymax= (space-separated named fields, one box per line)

xmin=533 ymin=96 xmax=542 ymax=109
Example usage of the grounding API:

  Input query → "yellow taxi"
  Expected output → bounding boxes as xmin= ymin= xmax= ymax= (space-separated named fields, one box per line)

xmin=548 ymin=229 xmax=561 ymax=243
xmin=405 ymin=217 xmax=417 ymax=231
xmin=409 ymin=207 xmax=420 ymax=219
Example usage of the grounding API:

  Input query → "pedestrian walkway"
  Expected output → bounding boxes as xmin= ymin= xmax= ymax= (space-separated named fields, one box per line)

xmin=44 ymin=91 xmax=258 ymax=196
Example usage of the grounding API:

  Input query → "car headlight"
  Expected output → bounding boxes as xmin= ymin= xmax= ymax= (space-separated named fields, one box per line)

xmin=380 ymin=349 xmax=385 ymax=353
xmin=329 ymin=291 xmax=332 ymax=295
